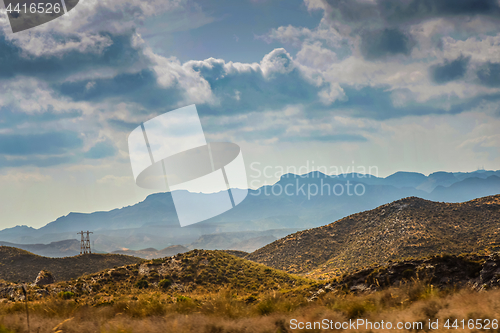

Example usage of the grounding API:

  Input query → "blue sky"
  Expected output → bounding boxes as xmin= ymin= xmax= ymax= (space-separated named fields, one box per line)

xmin=0 ymin=0 xmax=499 ymax=228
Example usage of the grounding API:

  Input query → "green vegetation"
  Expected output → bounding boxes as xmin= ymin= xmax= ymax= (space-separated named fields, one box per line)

xmin=135 ymin=280 xmax=149 ymax=289
xmin=0 ymin=325 xmax=14 ymax=333
xmin=158 ymin=278 xmax=171 ymax=289
xmin=58 ymin=291 xmax=75 ymax=299
xmin=56 ymin=250 xmax=313 ymax=297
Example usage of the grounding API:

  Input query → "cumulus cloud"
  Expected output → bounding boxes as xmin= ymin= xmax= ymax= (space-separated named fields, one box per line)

xmin=0 ymin=0 xmax=185 ymax=56
xmin=314 ymin=0 xmax=500 ymax=62
xmin=296 ymin=41 xmax=338 ymax=70
xmin=260 ymin=48 xmax=295 ymax=77
xmin=1 ymin=0 xmax=500 ymax=167
xmin=0 ymin=32 xmax=149 ymax=81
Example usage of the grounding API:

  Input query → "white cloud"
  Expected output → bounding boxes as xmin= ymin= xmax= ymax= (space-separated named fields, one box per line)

xmin=257 ymin=23 xmax=343 ymax=48
xmin=260 ymin=48 xmax=295 ymax=77
xmin=146 ymin=48 xmax=215 ymax=105
xmin=6 ymin=32 xmax=113 ymax=58
xmin=0 ymin=0 xmax=185 ymax=57
xmin=303 ymin=0 xmax=327 ymax=11
xmin=0 ymin=77 xmax=90 ymax=116
xmin=296 ymin=41 xmax=338 ymax=70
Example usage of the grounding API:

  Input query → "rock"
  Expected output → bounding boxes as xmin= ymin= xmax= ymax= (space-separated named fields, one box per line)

xmin=36 ymin=289 xmax=49 ymax=297
xmin=350 ymin=284 xmax=369 ymax=292
xmin=480 ymin=254 xmax=500 ymax=284
xmin=138 ymin=263 xmax=150 ymax=275
xmin=0 ymin=286 xmax=17 ymax=299
xmin=34 ymin=270 xmax=54 ymax=286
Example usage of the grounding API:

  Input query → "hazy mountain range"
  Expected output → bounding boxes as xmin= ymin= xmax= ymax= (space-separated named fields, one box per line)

xmin=1 ymin=169 xmax=499 ymax=257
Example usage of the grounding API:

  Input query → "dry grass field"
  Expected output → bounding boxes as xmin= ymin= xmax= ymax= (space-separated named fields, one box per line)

xmin=1 ymin=282 xmax=500 ymax=332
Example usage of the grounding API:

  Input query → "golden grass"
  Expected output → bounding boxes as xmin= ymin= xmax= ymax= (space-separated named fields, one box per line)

xmin=2 ymin=283 xmax=500 ymax=332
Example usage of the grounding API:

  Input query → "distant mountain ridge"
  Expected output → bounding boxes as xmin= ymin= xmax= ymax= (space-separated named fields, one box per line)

xmin=0 ymin=169 xmax=498 ymax=255
xmin=111 ymin=245 xmax=189 ymax=259
xmin=0 ymin=239 xmax=80 ymax=257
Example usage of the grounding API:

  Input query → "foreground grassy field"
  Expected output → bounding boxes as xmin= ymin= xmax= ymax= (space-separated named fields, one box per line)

xmin=2 ymin=249 xmax=500 ymax=332
xmin=1 ymin=282 xmax=500 ymax=332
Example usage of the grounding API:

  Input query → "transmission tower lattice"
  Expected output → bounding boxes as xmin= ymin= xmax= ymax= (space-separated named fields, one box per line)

xmin=77 ymin=231 xmax=93 ymax=254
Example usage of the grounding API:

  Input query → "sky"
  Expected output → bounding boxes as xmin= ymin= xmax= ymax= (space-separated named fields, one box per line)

xmin=0 ymin=0 xmax=499 ymax=229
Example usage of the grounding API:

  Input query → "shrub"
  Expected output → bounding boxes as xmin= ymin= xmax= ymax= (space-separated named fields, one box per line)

xmin=177 ymin=295 xmax=191 ymax=302
xmin=58 ymin=291 xmax=75 ymax=299
xmin=402 ymin=268 xmax=415 ymax=279
xmin=158 ymin=278 xmax=172 ymax=289
xmin=135 ymin=280 xmax=149 ymax=289
xmin=148 ymin=270 xmax=160 ymax=281
xmin=255 ymin=298 xmax=275 ymax=315
xmin=245 ymin=295 xmax=258 ymax=304
xmin=344 ymin=301 xmax=370 ymax=319
xmin=0 ymin=325 xmax=14 ymax=333
xmin=174 ymin=295 xmax=198 ymax=314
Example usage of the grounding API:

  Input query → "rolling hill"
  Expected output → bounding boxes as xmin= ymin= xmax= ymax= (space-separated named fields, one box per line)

xmin=246 ymin=194 xmax=500 ymax=279
xmin=0 ymin=170 xmax=498 ymax=255
xmin=54 ymin=250 xmax=311 ymax=296
xmin=187 ymin=228 xmax=301 ymax=252
xmin=0 ymin=246 xmax=142 ymax=283
xmin=111 ymin=245 xmax=189 ymax=259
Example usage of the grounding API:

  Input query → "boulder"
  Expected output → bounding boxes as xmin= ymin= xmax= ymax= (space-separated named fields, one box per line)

xmin=34 ymin=270 xmax=54 ymax=286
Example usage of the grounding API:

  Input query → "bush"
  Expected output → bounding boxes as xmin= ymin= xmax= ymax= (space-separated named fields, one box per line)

xmin=174 ymin=295 xmax=198 ymax=314
xmin=177 ymin=295 xmax=191 ymax=302
xmin=135 ymin=280 xmax=149 ymax=289
xmin=255 ymin=298 xmax=275 ymax=315
xmin=158 ymin=278 xmax=172 ymax=289
xmin=245 ymin=295 xmax=258 ymax=304
xmin=402 ymin=269 xmax=415 ymax=279
xmin=58 ymin=291 xmax=75 ymax=299
xmin=0 ymin=325 xmax=14 ymax=333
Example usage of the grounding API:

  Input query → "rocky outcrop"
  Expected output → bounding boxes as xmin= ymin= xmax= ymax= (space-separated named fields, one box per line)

xmin=34 ymin=270 xmax=54 ymax=286
xmin=307 ymin=253 xmax=500 ymax=301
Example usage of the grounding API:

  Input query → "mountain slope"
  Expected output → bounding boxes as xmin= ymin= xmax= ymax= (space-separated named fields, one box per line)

xmin=0 ymin=239 xmax=80 ymax=257
xmin=57 ymin=250 xmax=311 ymax=296
xmin=246 ymin=195 xmax=500 ymax=279
xmin=1 ymin=170 xmax=498 ymax=254
xmin=0 ymin=246 xmax=142 ymax=283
